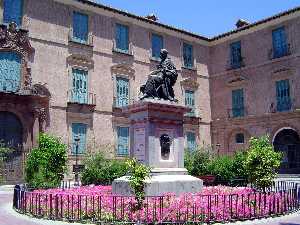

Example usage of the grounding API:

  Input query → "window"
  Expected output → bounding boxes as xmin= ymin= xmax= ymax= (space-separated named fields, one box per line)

xmin=116 ymin=77 xmax=129 ymax=107
xmin=276 ymin=79 xmax=291 ymax=112
xmin=71 ymin=68 xmax=88 ymax=104
xmin=232 ymin=89 xmax=244 ymax=117
xmin=72 ymin=123 xmax=87 ymax=154
xmin=235 ymin=133 xmax=245 ymax=144
xmin=152 ymin=33 xmax=163 ymax=59
xmin=230 ymin=41 xmax=242 ymax=69
xmin=272 ymin=27 xmax=288 ymax=58
xmin=185 ymin=90 xmax=195 ymax=116
xmin=72 ymin=12 xmax=89 ymax=43
xmin=186 ymin=132 xmax=196 ymax=152
xmin=0 ymin=52 xmax=21 ymax=92
xmin=183 ymin=43 xmax=194 ymax=68
xmin=117 ymin=127 xmax=129 ymax=156
xmin=115 ymin=23 xmax=129 ymax=53
xmin=3 ymin=0 xmax=23 ymax=26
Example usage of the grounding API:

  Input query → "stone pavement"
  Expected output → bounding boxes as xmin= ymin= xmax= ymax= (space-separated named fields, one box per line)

xmin=0 ymin=189 xmax=300 ymax=225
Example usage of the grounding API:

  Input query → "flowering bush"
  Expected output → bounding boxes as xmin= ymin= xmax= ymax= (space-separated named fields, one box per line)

xmin=20 ymin=184 xmax=296 ymax=224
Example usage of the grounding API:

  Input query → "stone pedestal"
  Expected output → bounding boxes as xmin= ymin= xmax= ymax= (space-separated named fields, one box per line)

xmin=112 ymin=99 xmax=203 ymax=196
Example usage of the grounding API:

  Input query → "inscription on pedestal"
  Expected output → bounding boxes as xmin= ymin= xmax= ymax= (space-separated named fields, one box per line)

xmin=133 ymin=128 xmax=146 ymax=163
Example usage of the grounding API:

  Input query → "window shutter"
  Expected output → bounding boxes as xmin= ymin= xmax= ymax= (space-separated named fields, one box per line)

xmin=230 ymin=41 xmax=241 ymax=68
xmin=183 ymin=43 xmax=193 ymax=68
xmin=0 ymin=52 xmax=21 ymax=92
xmin=185 ymin=90 xmax=195 ymax=116
xmin=116 ymin=77 xmax=129 ymax=107
xmin=117 ymin=127 xmax=129 ymax=155
xmin=72 ymin=69 xmax=88 ymax=104
xmin=72 ymin=123 xmax=87 ymax=154
xmin=232 ymin=89 xmax=244 ymax=117
xmin=272 ymin=27 xmax=287 ymax=58
xmin=73 ymin=12 xmax=88 ymax=43
xmin=152 ymin=34 xmax=163 ymax=58
xmin=116 ymin=24 xmax=129 ymax=52
xmin=276 ymin=79 xmax=291 ymax=112
xmin=186 ymin=132 xmax=196 ymax=152
xmin=3 ymin=0 xmax=23 ymax=26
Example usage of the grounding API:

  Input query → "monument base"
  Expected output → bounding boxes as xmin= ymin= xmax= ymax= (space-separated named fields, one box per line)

xmin=112 ymin=170 xmax=203 ymax=196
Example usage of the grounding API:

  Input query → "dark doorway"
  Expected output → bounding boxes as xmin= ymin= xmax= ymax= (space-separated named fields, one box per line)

xmin=0 ymin=111 xmax=23 ymax=184
xmin=273 ymin=129 xmax=300 ymax=174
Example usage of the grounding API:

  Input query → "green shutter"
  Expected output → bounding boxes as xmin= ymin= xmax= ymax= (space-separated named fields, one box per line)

xmin=117 ymin=127 xmax=129 ymax=156
xmin=152 ymin=34 xmax=163 ymax=59
xmin=232 ymin=89 xmax=244 ymax=117
xmin=116 ymin=77 xmax=129 ymax=107
xmin=183 ymin=43 xmax=193 ymax=68
xmin=272 ymin=27 xmax=287 ymax=58
xmin=185 ymin=90 xmax=195 ymax=116
xmin=72 ymin=68 xmax=88 ymax=104
xmin=276 ymin=79 xmax=291 ymax=112
xmin=72 ymin=123 xmax=87 ymax=154
xmin=3 ymin=0 xmax=23 ymax=26
xmin=73 ymin=12 xmax=88 ymax=43
xmin=0 ymin=52 xmax=21 ymax=92
xmin=116 ymin=24 xmax=129 ymax=52
xmin=230 ymin=41 xmax=241 ymax=68
xmin=186 ymin=132 xmax=196 ymax=152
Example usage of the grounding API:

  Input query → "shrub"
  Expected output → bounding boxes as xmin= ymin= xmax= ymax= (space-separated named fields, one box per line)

xmin=208 ymin=155 xmax=235 ymax=184
xmin=244 ymin=136 xmax=282 ymax=190
xmin=25 ymin=133 xmax=67 ymax=189
xmin=81 ymin=151 xmax=127 ymax=185
xmin=231 ymin=151 xmax=248 ymax=180
xmin=184 ymin=146 xmax=215 ymax=176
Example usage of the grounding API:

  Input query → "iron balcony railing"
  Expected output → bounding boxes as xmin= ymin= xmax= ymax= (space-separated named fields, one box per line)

xmin=226 ymin=57 xmax=245 ymax=70
xmin=276 ymin=98 xmax=292 ymax=112
xmin=268 ymin=43 xmax=291 ymax=60
xmin=228 ymin=107 xmax=247 ymax=118
xmin=0 ymin=78 xmax=20 ymax=93
xmin=68 ymin=28 xmax=93 ymax=46
xmin=112 ymin=39 xmax=133 ymax=55
xmin=67 ymin=89 xmax=96 ymax=106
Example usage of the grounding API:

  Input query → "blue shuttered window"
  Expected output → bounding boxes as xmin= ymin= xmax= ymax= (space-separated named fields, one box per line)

xmin=183 ymin=43 xmax=194 ymax=68
xmin=117 ymin=127 xmax=129 ymax=156
xmin=0 ymin=52 xmax=21 ymax=92
xmin=185 ymin=90 xmax=195 ymax=116
xmin=152 ymin=34 xmax=163 ymax=59
xmin=72 ymin=68 xmax=88 ymax=104
xmin=72 ymin=123 xmax=87 ymax=154
xmin=272 ymin=27 xmax=288 ymax=58
xmin=276 ymin=79 xmax=291 ymax=112
xmin=115 ymin=24 xmax=129 ymax=53
xmin=186 ymin=132 xmax=196 ymax=152
xmin=116 ymin=77 xmax=129 ymax=107
xmin=3 ymin=0 xmax=23 ymax=26
xmin=232 ymin=89 xmax=244 ymax=117
xmin=230 ymin=41 xmax=242 ymax=69
xmin=73 ymin=12 xmax=89 ymax=44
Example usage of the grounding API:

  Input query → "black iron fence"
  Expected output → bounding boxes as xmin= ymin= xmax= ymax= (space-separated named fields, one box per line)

xmin=13 ymin=181 xmax=300 ymax=224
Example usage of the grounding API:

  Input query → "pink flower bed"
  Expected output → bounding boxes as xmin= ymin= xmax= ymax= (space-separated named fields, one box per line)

xmin=20 ymin=185 xmax=296 ymax=223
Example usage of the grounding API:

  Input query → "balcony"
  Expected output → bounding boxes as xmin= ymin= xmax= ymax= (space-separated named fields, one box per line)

xmin=112 ymin=40 xmax=133 ymax=56
xmin=68 ymin=28 xmax=93 ymax=47
xmin=276 ymin=98 xmax=292 ymax=112
xmin=228 ymin=107 xmax=247 ymax=118
xmin=226 ymin=57 xmax=245 ymax=70
xmin=268 ymin=44 xmax=291 ymax=60
xmin=67 ymin=89 xmax=96 ymax=106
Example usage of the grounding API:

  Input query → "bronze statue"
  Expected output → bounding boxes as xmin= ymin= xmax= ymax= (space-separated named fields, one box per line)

xmin=139 ymin=49 xmax=178 ymax=101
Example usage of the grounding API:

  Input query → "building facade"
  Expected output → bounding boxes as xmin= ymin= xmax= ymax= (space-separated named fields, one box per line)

xmin=0 ymin=0 xmax=299 ymax=183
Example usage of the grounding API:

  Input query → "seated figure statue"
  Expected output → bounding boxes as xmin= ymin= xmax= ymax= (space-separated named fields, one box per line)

xmin=139 ymin=49 xmax=178 ymax=101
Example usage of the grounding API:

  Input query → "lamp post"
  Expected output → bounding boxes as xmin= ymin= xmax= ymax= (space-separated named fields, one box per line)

xmin=74 ymin=135 xmax=80 ymax=187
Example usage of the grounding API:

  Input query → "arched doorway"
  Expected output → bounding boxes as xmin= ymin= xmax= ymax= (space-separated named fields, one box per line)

xmin=273 ymin=128 xmax=300 ymax=174
xmin=0 ymin=111 xmax=23 ymax=184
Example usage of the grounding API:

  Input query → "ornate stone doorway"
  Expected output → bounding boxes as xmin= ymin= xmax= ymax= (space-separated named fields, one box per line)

xmin=273 ymin=129 xmax=300 ymax=174
xmin=0 ymin=111 xmax=24 ymax=184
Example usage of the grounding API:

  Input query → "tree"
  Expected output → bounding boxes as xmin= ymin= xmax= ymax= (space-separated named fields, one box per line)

xmin=25 ymin=133 xmax=67 ymax=189
xmin=244 ymin=136 xmax=282 ymax=190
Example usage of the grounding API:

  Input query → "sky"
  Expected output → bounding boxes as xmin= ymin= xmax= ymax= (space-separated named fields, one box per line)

xmin=95 ymin=0 xmax=300 ymax=38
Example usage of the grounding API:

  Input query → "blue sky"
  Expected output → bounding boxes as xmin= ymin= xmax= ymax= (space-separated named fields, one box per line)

xmin=95 ymin=0 xmax=299 ymax=37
